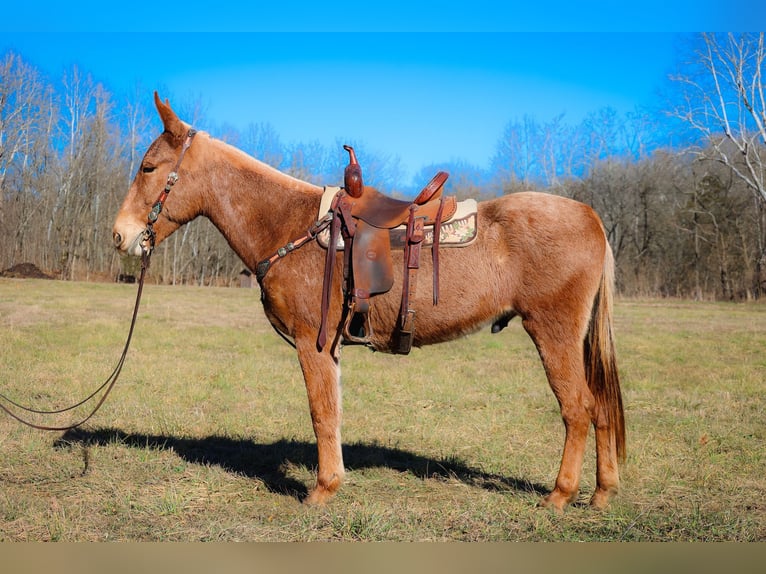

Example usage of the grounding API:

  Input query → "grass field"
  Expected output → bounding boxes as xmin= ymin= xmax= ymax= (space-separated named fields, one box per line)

xmin=0 ymin=277 xmax=764 ymax=541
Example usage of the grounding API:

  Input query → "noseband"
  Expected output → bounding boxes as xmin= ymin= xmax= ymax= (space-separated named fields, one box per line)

xmin=142 ymin=128 xmax=197 ymax=253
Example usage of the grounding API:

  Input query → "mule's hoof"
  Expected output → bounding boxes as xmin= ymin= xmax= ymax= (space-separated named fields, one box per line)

xmin=304 ymin=488 xmax=333 ymax=506
xmin=589 ymin=487 xmax=617 ymax=510
xmin=303 ymin=473 xmax=343 ymax=506
xmin=538 ymin=490 xmax=574 ymax=513
xmin=538 ymin=498 xmax=565 ymax=514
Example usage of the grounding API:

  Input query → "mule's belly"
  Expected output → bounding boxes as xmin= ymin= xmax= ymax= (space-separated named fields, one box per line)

xmin=363 ymin=242 xmax=513 ymax=352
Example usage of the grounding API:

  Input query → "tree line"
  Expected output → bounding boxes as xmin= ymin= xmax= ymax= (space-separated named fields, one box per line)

xmin=1 ymin=33 xmax=764 ymax=299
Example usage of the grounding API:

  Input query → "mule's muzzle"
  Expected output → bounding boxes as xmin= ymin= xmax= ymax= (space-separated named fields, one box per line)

xmin=113 ymin=230 xmax=145 ymax=256
xmin=113 ymin=219 xmax=150 ymax=257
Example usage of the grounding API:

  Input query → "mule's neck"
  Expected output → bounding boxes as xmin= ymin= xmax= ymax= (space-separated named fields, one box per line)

xmin=199 ymin=137 xmax=324 ymax=272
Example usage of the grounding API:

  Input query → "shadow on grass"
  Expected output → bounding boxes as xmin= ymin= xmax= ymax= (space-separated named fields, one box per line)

xmin=54 ymin=428 xmax=548 ymax=501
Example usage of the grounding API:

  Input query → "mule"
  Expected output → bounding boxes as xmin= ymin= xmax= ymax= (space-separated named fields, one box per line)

xmin=113 ymin=93 xmax=625 ymax=511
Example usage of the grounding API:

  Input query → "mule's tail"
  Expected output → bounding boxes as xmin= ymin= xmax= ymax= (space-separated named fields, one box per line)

xmin=585 ymin=242 xmax=626 ymax=463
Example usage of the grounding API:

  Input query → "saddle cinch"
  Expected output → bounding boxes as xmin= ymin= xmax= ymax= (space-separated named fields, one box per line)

xmin=318 ymin=145 xmax=456 ymax=354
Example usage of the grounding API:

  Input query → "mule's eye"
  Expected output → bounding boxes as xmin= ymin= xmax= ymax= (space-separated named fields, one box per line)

xmin=142 ymin=166 xmax=156 ymax=174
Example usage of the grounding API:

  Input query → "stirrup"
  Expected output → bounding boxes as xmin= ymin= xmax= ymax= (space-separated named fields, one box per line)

xmin=341 ymin=301 xmax=373 ymax=344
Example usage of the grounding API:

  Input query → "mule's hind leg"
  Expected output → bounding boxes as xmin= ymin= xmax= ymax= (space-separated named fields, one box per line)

xmin=295 ymin=337 xmax=345 ymax=505
xmin=523 ymin=316 xmax=595 ymax=512
xmin=590 ymin=400 xmax=620 ymax=509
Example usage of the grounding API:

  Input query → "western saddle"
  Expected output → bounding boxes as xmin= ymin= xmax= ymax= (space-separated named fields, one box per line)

xmin=318 ymin=145 xmax=454 ymax=354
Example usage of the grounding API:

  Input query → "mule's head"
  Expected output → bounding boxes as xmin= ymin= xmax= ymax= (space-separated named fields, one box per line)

xmin=113 ymin=92 xmax=202 ymax=256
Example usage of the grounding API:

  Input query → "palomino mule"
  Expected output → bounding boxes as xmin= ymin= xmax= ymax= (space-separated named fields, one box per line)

xmin=113 ymin=93 xmax=625 ymax=512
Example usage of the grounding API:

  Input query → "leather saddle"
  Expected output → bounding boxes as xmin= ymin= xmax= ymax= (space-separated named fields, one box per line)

xmin=318 ymin=145 xmax=453 ymax=354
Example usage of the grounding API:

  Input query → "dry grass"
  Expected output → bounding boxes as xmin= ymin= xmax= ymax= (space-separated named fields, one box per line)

xmin=0 ymin=278 xmax=764 ymax=541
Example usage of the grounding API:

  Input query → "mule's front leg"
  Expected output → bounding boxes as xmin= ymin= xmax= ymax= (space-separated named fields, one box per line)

xmin=296 ymin=337 xmax=345 ymax=505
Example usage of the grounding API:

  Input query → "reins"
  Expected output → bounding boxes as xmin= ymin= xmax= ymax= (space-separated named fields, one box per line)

xmin=0 ymin=252 xmax=151 ymax=431
xmin=0 ymin=128 xmax=197 ymax=432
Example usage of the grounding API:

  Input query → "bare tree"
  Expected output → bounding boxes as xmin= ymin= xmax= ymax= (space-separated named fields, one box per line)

xmin=671 ymin=33 xmax=766 ymax=295
xmin=241 ymin=121 xmax=284 ymax=168
xmin=671 ymin=33 xmax=766 ymax=201
xmin=51 ymin=68 xmax=128 ymax=280
xmin=123 ymin=84 xmax=153 ymax=187
xmin=491 ymin=115 xmax=545 ymax=188
xmin=0 ymin=52 xmax=59 ymax=271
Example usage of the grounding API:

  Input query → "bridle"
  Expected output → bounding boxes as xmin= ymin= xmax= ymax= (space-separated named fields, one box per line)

xmin=0 ymin=129 xmax=197 ymax=431
xmin=143 ymin=129 xmax=198 ymax=253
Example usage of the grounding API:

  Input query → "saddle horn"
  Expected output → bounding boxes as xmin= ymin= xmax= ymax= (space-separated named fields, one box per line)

xmin=343 ymin=145 xmax=364 ymax=198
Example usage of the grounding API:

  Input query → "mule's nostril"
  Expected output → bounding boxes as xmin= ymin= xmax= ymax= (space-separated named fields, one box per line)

xmin=113 ymin=232 xmax=123 ymax=247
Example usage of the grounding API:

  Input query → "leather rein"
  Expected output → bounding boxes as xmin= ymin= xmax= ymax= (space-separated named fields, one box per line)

xmin=0 ymin=129 xmax=197 ymax=431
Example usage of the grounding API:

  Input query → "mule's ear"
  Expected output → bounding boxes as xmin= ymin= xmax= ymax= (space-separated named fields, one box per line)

xmin=153 ymin=91 xmax=186 ymax=138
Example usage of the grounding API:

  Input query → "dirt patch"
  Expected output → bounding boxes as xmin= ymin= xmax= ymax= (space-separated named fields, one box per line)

xmin=0 ymin=262 xmax=54 ymax=279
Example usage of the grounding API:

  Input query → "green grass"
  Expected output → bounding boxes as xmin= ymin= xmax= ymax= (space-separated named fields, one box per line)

xmin=0 ymin=278 xmax=764 ymax=541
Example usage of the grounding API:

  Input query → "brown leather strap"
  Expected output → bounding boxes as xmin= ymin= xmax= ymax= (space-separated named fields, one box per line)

xmin=432 ymin=194 xmax=446 ymax=305
xmin=144 ymin=129 xmax=197 ymax=250
xmin=318 ymin=195 xmax=343 ymax=351
xmin=0 ymin=251 xmax=151 ymax=431
xmin=398 ymin=206 xmax=414 ymax=330
xmin=147 ymin=130 xmax=196 ymax=223
xmin=397 ymin=206 xmax=425 ymax=354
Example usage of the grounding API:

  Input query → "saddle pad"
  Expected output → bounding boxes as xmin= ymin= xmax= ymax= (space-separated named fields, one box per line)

xmin=317 ymin=187 xmax=478 ymax=250
xmin=389 ymin=206 xmax=478 ymax=248
xmin=318 ymin=186 xmax=343 ymax=218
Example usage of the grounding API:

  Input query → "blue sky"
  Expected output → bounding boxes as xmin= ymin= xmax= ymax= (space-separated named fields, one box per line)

xmin=2 ymin=3 xmax=763 ymax=182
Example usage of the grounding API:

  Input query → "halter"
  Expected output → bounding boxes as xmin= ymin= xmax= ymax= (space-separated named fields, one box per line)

xmin=0 ymin=128 xmax=198 ymax=431
xmin=142 ymin=128 xmax=197 ymax=253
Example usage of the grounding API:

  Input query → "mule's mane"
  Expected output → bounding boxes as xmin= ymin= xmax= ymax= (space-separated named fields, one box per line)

xmin=203 ymin=131 xmax=323 ymax=197
xmin=182 ymin=131 xmax=326 ymax=272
